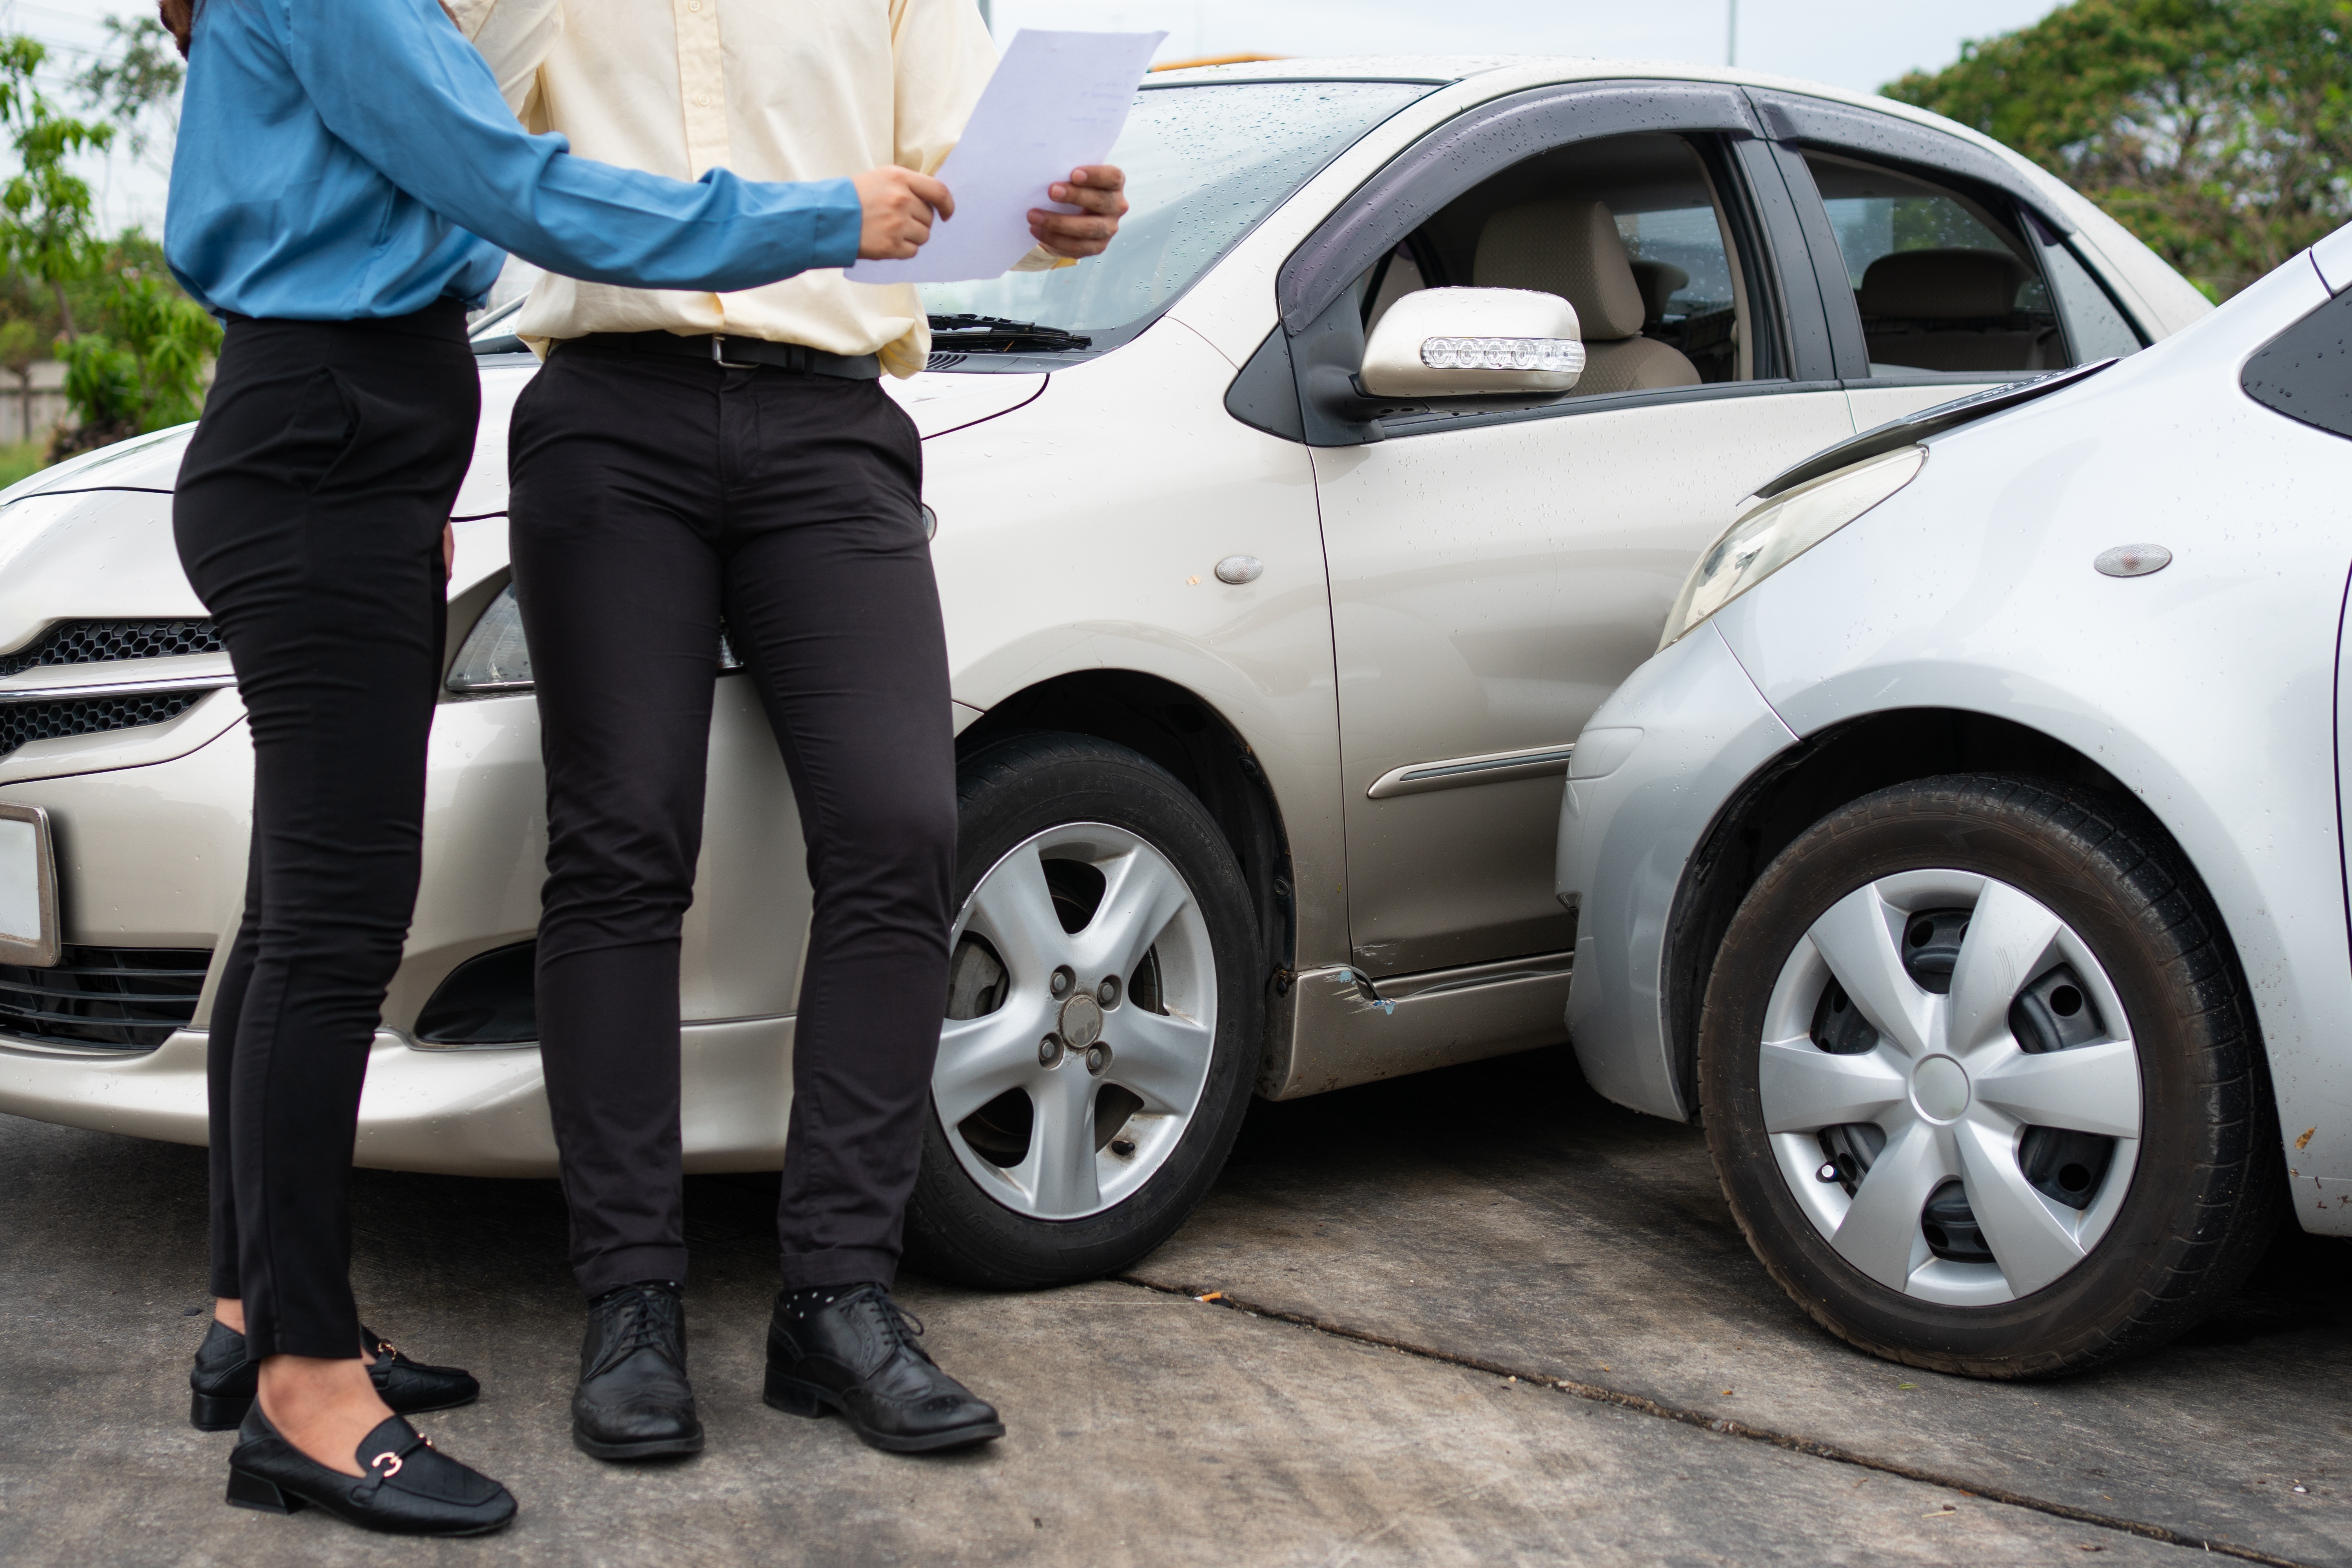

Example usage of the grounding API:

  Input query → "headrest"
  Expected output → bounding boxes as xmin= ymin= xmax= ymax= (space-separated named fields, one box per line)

xmin=1474 ymin=200 xmax=1647 ymax=340
xmin=1857 ymin=248 xmax=2030 ymax=319
xmin=1628 ymin=260 xmax=1689 ymax=323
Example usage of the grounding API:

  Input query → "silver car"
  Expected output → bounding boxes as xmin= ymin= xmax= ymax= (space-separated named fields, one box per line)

xmin=1556 ymin=223 xmax=2352 ymax=1375
xmin=0 ymin=55 xmax=2204 ymax=1287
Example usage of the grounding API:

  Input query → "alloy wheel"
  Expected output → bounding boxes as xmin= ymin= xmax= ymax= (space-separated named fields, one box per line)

xmin=935 ymin=822 xmax=1218 ymax=1221
xmin=1759 ymin=869 xmax=2143 ymax=1306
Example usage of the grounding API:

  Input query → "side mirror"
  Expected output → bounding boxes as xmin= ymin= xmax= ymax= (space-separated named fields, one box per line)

xmin=1359 ymin=287 xmax=1584 ymax=398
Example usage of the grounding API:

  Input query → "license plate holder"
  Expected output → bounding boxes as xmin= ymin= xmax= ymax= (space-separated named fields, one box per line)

xmin=0 ymin=802 xmax=59 ymax=967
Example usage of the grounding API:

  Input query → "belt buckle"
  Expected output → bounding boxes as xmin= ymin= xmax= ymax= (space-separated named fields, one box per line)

xmin=709 ymin=334 xmax=759 ymax=370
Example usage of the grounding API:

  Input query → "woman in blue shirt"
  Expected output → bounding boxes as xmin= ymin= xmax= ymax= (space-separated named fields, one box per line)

xmin=157 ymin=0 xmax=947 ymax=1535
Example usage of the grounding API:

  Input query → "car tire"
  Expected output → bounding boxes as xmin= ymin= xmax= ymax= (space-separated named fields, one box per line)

xmin=1699 ymin=773 xmax=2283 ymax=1378
xmin=902 ymin=731 xmax=1262 ymax=1290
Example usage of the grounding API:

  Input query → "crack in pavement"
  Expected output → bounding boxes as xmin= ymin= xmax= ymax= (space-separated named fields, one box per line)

xmin=1116 ymin=1272 xmax=2318 ymax=1568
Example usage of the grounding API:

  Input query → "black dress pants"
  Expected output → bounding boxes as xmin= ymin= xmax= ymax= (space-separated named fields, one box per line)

xmin=507 ymin=346 xmax=955 ymax=1298
xmin=180 ymin=303 xmax=479 ymax=1360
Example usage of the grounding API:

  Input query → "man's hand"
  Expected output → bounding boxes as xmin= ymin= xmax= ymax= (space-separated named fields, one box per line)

xmin=853 ymin=167 xmax=955 ymax=260
xmin=1028 ymin=165 xmax=1129 ymax=260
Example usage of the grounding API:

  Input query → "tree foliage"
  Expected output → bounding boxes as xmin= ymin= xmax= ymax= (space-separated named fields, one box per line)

xmin=0 ymin=35 xmax=113 ymax=335
xmin=50 ymin=237 xmax=221 ymax=459
xmin=74 ymin=15 xmax=183 ymax=169
xmin=0 ymin=22 xmax=214 ymax=459
xmin=1886 ymin=0 xmax=2352 ymax=301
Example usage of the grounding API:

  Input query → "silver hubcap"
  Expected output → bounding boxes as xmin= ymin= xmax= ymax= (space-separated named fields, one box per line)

xmin=935 ymin=823 xmax=1217 ymax=1221
xmin=1760 ymin=869 xmax=2143 ymax=1306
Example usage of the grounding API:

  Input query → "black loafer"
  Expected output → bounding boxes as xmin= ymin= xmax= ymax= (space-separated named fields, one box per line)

xmin=572 ymin=1282 xmax=704 ymax=1461
xmin=226 ymin=1403 xmax=515 ymax=1537
xmin=763 ymin=1283 xmax=1004 ymax=1453
xmin=189 ymin=1320 xmax=480 ymax=1432
xmin=358 ymin=1325 xmax=480 ymax=1418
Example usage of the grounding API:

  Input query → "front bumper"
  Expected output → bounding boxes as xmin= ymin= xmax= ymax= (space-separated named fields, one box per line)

xmin=1553 ymin=624 xmax=1797 ymax=1121
xmin=0 ymin=677 xmax=810 ymax=1175
xmin=0 ymin=1017 xmax=797 ymax=1176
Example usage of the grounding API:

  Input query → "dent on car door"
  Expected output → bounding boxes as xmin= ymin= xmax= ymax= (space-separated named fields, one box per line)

xmin=1750 ymin=91 xmax=2153 ymax=432
xmin=1299 ymin=93 xmax=1857 ymax=982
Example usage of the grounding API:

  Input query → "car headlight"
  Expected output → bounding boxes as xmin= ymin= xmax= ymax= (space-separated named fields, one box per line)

xmin=446 ymin=584 xmax=535 ymax=694
xmin=443 ymin=581 xmax=747 ymax=696
xmin=1659 ymin=445 xmax=1927 ymax=651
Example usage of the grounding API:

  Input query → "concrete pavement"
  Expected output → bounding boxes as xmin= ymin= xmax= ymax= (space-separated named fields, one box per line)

xmin=1 ymin=1044 xmax=2343 ymax=1566
xmin=1140 ymin=1047 xmax=2352 ymax=1562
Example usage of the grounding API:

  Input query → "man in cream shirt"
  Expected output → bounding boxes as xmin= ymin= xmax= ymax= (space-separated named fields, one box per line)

xmin=450 ymin=0 xmax=1128 ymax=1460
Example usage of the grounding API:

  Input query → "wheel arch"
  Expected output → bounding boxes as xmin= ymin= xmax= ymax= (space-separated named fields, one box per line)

xmin=955 ymin=669 xmax=1296 ymax=1012
xmin=1660 ymin=705 xmax=2252 ymax=1116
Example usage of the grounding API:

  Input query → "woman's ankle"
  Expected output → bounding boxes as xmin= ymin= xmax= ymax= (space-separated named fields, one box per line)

xmin=256 ymin=1354 xmax=391 ymax=1476
xmin=214 ymin=1297 xmax=246 ymax=1336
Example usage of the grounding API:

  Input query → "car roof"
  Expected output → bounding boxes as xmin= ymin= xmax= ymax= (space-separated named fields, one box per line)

xmin=1145 ymin=55 xmax=2042 ymax=175
xmin=1147 ymin=55 xmax=2047 ymax=191
xmin=1145 ymin=55 xmax=1530 ymax=84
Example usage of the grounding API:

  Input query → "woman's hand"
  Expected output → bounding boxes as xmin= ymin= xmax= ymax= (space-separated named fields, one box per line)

xmin=853 ymin=167 xmax=956 ymax=260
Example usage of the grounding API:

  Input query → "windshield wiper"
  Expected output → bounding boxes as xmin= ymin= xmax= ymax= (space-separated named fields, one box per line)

xmin=926 ymin=314 xmax=1093 ymax=353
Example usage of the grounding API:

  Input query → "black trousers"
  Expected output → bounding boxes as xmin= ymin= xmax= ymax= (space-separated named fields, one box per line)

xmin=508 ymin=346 xmax=955 ymax=1298
xmin=180 ymin=303 xmax=479 ymax=1360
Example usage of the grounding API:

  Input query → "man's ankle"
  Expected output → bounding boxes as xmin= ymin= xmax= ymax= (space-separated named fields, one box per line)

xmin=590 ymin=1279 xmax=682 ymax=1308
xmin=776 ymin=1282 xmax=884 ymax=1315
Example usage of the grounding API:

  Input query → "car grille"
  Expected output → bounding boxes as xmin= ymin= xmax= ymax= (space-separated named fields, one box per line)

xmin=0 ymin=618 xmax=223 ymax=679
xmin=0 ymin=691 xmax=208 ymax=759
xmin=0 ymin=946 xmax=211 ymax=1051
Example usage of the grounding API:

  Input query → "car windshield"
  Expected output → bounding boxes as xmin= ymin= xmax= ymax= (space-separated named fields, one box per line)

xmin=920 ymin=79 xmax=1430 ymax=343
xmin=466 ymin=79 xmax=1428 ymax=360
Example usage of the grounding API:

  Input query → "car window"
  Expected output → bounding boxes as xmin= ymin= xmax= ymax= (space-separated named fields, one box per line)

xmin=919 ymin=80 xmax=1427 ymax=341
xmin=1356 ymin=132 xmax=1766 ymax=399
xmin=1801 ymin=149 xmax=2065 ymax=376
xmin=2037 ymin=238 xmax=2147 ymax=361
xmin=2241 ymin=288 xmax=2352 ymax=441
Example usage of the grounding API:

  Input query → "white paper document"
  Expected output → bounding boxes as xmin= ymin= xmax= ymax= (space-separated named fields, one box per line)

xmin=844 ymin=29 xmax=1165 ymax=287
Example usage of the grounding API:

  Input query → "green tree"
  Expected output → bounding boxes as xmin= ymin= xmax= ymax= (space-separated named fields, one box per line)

xmin=0 ymin=36 xmax=113 ymax=336
xmin=1886 ymin=0 xmax=2352 ymax=301
xmin=0 ymin=16 xmax=217 ymax=463
xmin=49 ymin=238 xmax=221 ymax=460
xmin=75 ymin=15 xmax=182 ymax=174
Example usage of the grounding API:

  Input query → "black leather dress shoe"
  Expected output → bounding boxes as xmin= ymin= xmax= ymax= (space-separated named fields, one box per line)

xmin=572 ymin=1282 xmax=704 ymax=1460
xmin=189 ymin=1320 xmax=481 ymax=1432
xmin=764 ymin=1283 xmax=1005 ymax=1453
xmin=226 ymin=1403 xmax=515 ymax=1536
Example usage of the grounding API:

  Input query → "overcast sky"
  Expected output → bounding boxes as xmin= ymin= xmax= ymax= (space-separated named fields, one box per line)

xmin=27 ymin=0 xmax=2063 ymax=237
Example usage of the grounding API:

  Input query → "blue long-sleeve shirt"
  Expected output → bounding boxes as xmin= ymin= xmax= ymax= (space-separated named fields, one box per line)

xmin=165 ymin=0 xmax=864 ymax=320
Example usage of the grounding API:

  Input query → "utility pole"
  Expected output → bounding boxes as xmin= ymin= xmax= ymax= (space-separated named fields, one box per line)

xmin=1726 ymin=0 xmax=1737 ymax=66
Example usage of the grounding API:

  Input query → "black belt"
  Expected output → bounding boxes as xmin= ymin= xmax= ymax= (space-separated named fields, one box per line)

xmin=557 ymin=330 xmax=881 ymax=380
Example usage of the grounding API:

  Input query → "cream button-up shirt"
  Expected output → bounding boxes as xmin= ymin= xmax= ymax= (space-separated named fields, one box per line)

xmin=451 ymin=0 xmax=1056 ymax=377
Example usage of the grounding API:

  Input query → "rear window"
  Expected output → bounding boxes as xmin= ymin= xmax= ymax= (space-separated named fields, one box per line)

xmin=2241 ymin=288 xmax=2352 ymax=440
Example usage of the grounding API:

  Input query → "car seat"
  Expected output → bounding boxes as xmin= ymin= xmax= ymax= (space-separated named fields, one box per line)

xmin=1856 ymin=248 xmax=2060 ymax=373
xmin=1628 ymin=259 xmax=1689 ymax=325
xmin=1472 ymin=200 xmax=1702 ymax=395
